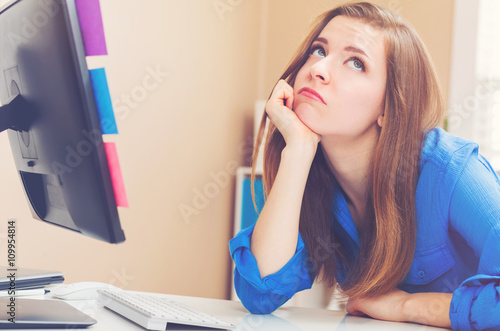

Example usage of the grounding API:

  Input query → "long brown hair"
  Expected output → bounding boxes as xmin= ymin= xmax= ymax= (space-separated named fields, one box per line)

xmin=252 ymin=2 xmax=444 ymax=298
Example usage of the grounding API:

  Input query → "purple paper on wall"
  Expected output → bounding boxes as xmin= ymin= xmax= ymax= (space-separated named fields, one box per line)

xmin=75 ymin=0 xmax=108 ymax=56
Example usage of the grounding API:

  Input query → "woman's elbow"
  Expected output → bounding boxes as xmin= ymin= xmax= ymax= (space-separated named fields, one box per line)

xmin=233 ymin=269 xmax=291 ymax=314
xmin=239 ymin=293 xmax=289 ymax=314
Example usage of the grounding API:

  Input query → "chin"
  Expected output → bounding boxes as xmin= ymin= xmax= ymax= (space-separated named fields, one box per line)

xmin=294 ymin=104 xmax=319 ymax=132
xmin=294 ymin=102 xmax=314 ymax=118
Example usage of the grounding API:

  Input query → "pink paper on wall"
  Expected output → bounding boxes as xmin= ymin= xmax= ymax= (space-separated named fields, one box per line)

xmin=104 ymin=142 xmax=129 ymax=207
xmin=75 ymin=0 xmax=108 ymax=56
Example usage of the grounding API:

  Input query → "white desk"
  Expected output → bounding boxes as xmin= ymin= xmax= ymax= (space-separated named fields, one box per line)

xmin=4 ymin=291 xmax=451 ymax=331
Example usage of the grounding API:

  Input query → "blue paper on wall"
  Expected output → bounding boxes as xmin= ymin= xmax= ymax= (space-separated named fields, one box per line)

xmin=89 ymin=68 xmax=118 ymax=134
xmin=241 ymin=177 xmax=265 ymax=230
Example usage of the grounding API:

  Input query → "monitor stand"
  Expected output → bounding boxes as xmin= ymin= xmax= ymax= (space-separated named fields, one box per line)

xmin=0 ymin=81 xmax=36 ymax=134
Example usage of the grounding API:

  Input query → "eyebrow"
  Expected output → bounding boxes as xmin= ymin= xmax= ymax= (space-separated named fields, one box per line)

xmin=313 ymin=37 xmax=371 ymax=61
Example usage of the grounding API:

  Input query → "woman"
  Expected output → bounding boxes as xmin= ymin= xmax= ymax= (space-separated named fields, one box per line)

xmin=229 ymin=2 xmax=500 ymax=330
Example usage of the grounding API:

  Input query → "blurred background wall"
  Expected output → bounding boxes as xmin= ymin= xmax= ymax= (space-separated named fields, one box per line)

xmin=0 ymin=0 xmax=453 ymax=300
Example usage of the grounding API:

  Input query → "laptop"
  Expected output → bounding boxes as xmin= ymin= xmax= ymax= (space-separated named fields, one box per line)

xmin=0 ymin=267 xmax=64 ymax=291
xmin=0 ymin=298 xmax=96 ymax=328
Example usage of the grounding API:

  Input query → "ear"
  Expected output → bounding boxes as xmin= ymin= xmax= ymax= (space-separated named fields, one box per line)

xmin=377 ymin=113 xmax=384 ymax=127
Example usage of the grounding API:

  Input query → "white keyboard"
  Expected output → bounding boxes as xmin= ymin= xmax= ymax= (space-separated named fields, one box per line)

xmin=97 ymin=289 xmax=236 ymax=330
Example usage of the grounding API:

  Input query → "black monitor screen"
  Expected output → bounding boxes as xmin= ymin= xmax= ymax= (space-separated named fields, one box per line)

xmin=0 ymin=0 xmax=125 ymax=243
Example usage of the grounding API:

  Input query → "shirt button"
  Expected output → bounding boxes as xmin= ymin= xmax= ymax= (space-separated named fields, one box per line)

xmin=418 ymin=270 xmax=425 ymax=278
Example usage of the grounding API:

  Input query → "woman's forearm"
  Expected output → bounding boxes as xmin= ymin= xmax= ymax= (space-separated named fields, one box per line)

xmin=403 ymin=292 xmax=452 ymax=328
xmin=250 ymin=145 xmax=316 ymax=278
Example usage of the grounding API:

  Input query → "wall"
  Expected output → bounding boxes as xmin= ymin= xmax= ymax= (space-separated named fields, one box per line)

xmin=0 ymin=0 xmax=454 ymax=300
xmin=0 ymin=0 xmax=262 ymax=300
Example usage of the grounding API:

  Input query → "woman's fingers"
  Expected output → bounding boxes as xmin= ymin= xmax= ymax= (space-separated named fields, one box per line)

xmin=284 ymin=86 xmax=294 ymax=109
xmin=265 ymin=81 xmax=290 ymax=131
xmin=265 ymin=80 xmax=319 ymax=148
xmin=274 ymin=79 xmax=294 ymax=109
xmin=265 ymin=80 xmax=298 ymax=132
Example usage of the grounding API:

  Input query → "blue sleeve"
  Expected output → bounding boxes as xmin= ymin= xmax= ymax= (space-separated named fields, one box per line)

xmin=446 ymin=147 xmax=500 ymax=330
xmin=229 ymin=223 xmax=314 ymax=314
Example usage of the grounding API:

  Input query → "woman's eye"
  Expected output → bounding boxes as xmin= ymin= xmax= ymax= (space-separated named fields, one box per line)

xmin=346 ymin=58 xmax=365 ymax=71
xmin=310 ymin=46 xmax=326 ymax=57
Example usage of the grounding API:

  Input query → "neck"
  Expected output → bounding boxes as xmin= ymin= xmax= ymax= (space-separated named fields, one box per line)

xmin=320 ymin=130 xmax=380 ymax=226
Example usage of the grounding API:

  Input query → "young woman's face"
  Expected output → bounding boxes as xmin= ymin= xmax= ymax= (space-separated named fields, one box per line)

xmin=293 ymin=16 xmax=387 ymax=140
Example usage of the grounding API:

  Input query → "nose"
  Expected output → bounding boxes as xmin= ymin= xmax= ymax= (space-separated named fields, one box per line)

xmin=310 ymin=59 xmax=330 ymax=84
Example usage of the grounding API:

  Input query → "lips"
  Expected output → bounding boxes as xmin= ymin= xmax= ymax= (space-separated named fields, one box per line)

xmin=298 ymin=87 xmax=326 ymax=104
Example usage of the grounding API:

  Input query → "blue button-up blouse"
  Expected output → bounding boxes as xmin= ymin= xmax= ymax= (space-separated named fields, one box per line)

xmin=229 ymin=128 xmax=500 ymax=330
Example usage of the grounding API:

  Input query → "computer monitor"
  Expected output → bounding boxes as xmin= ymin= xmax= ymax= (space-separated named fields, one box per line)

xmin=0 ymin=0 xmax=125 ymax=243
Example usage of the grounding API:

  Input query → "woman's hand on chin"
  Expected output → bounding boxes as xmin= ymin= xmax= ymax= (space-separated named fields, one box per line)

xmin=265 ymin=79 xmax=320 ymax=152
